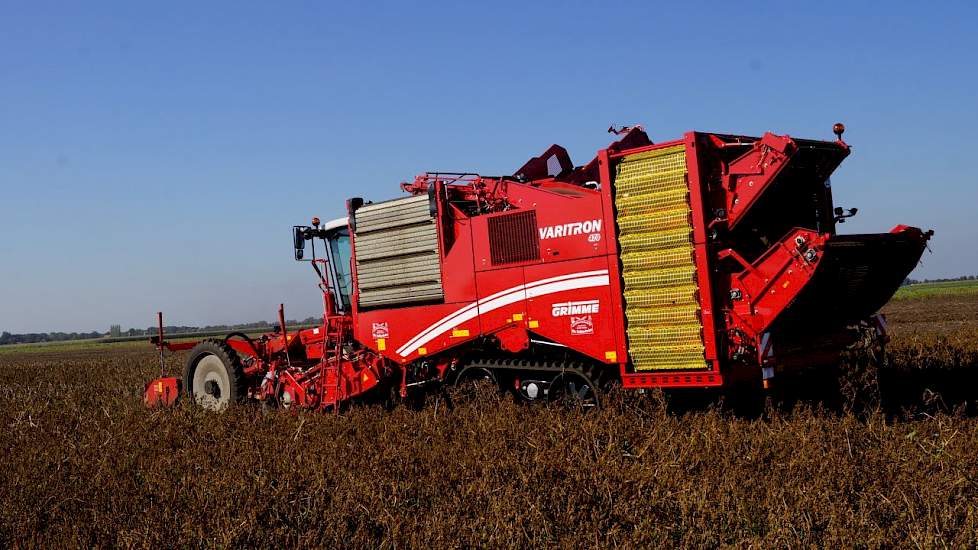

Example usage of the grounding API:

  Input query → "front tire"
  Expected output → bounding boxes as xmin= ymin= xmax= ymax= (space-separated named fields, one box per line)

xmin=183 ymin=340 xmax=247 ymax=411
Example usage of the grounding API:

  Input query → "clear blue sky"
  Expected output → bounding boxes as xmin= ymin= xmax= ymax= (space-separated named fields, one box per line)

xmin=2 ymin=1 xmax=976 ymax=333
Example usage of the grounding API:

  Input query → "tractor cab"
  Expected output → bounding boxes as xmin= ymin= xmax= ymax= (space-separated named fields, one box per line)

xmin=293 ymin=216 xmax=352 ymax=312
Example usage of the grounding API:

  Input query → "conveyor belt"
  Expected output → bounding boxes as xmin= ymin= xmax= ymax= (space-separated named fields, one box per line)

xmin=614 ymin=145 xmax=708 ymax=371
xmin=772 ymin=230 xmax=931 ymax=332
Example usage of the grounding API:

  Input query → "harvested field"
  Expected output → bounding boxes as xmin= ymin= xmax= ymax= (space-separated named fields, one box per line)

xmin=2 ymin=294 xmax=977 ymax=548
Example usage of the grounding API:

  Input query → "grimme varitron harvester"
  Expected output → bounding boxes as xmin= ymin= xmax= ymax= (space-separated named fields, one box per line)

xmin=145 ymin=124 xmax=932 ymax=410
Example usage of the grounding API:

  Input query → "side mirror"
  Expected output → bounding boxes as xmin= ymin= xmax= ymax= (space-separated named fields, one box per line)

xmin=293 ymin=226 xmax=306 ymax=260
xmin=833 ymin=206 xmax=858 ymax=224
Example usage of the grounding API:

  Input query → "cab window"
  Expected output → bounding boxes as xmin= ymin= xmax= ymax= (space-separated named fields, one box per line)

xmin=328 ymin=230 xmax=353 ymax=310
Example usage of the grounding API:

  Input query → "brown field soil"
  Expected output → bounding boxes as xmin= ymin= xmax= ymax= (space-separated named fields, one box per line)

xmin=2 ymin=294 xmax=977 ymax=548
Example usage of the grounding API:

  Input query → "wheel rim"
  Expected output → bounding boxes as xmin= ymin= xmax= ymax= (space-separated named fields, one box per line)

xmin=279 ymin=387 xmax=294 ymax=410
xmin=192 ymin=354 xmax=231 ymax=410
xmin=453 ymin=368 xmax=497 ymax=399
xmin=551 ymin=374 xmax=598 ymax=409
xmin=455 ymin=369 xmax=496 ymax=386
xmin=460 ymin=368 xmax=494 ymax=385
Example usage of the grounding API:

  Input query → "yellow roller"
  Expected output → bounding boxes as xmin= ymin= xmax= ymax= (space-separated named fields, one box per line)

xmin=622 ymin=266 xmax=697 ymax=293
xmin=620 ymin=246 xmax=694 ymax=272
xmin=615 ymin=169 xmax=687 ymax=196
xmin=614 ymin=145 xmax=709 ymax=372
xmin=615 ymin=188 xmax=688 ymax=218
xmin=617 ymin=208 xmax=690 ymax=236
xmin=619 ymin=227 xmax=693 ymax=253
xmin=629 ymin=346 xmax=707 ymax=368
xmin=626 ymin=325 xmax=703 ymax=348
xmin=624 ymin=285 xmax=698 ymax=309
xmin=615 ymin=145 xmax=688 ymax=175
xmin=625 ymin=305 xmax=700 ymax=326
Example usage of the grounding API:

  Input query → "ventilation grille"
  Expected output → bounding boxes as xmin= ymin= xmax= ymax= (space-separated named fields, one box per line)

xmin=489 ymin=210 xmax=540 ymax=265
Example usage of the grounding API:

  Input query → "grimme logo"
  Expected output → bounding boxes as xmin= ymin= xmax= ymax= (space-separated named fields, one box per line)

xmin=570 ymin=315 xmax=594 ymax=335
xmin=371 ymin=322 xmax=390 ymax=339
xmin=539 ymin=219 xmax=602 ymax=240
xmin=551 ymin=300 xmax=600 ymax=317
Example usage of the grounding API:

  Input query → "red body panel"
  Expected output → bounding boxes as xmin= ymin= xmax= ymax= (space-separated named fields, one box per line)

xmin=144 ymin=377 xmax=181 ymax=407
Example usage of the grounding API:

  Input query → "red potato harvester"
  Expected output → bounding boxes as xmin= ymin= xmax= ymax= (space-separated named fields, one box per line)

xmin=145 ymin=124 xmax=932 ymax=410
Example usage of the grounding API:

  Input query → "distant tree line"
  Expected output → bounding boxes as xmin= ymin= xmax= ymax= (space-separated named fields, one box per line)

xmin=903 ymin=275 xmax=977 ymax=286
xmin=0 ymin=331 xmax=104 ymax=346
xmin=125 ymin=316 xmax=322 ymax=337
xmin=0 ymin=317 xmax=323 ymax=346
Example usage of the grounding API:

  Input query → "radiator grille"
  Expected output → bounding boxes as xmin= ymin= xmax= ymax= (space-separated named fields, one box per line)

xmin=614 ymin=145 xmax=708 ymax=371
xmin=489 ymin=210 xmax=540 ymax=265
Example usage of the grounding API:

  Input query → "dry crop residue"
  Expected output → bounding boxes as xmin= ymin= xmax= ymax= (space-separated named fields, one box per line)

xmin=1 ymin=294 xmax=977 ymax=548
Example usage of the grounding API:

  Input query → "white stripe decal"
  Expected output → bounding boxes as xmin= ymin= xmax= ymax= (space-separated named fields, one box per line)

xmin=396 ymin=270 xmax=610 ymax=357
xmin=394 ymin=269 xmax=607 ymax=355
xmin=525 ymin=276 xmax=609 ymax=299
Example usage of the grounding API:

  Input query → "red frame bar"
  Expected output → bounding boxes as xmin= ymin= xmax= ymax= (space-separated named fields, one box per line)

xmin=684 ymin=132 xmax=721 ymax=369
xmin=597 ymin=149 xmax=628 ymax=368
xmin=621 ymin=371 xmax=723 ymax=389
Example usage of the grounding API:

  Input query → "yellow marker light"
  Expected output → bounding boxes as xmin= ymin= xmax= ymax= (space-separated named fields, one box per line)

xmin=377 ymin=338 xmax=386 ymax=351
xmin=361 ymin=372 xmax=369 ymax=383
xmin=513 ymin=313 xmax=524 ymax=321
xmin=782 ymin=280 xmax=791 ymax=289
xmin=418 ymin=347 xmax=427 ymax=356
xmin=156 ymin=381 xmax=163 ymax=394
xmin=605 ymin=351 xmax=618 ymax=362
xmin=528 ymin=320 xmax=540 ymax=329
xmin=451 ymin=329 xmax=470 ymax=338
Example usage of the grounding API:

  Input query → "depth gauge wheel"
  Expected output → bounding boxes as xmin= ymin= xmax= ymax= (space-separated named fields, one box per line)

xmin=445 ymin=366 xmax=500 ymax=405
xmin=549 ymin=371 xmax=599 ymax=409
xmin=183 ymin=339 xmax=248 ymax=411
